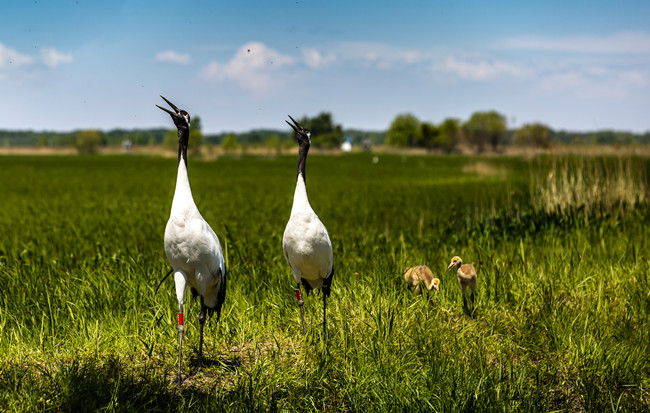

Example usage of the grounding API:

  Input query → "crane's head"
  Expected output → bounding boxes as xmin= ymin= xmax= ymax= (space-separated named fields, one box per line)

xmin=430 ymin=278 xmax=441 ymax=292
xmin=156 ymin=95 xmax=190 ymax=131
xmin=286 ymin=115 xmax=311 ymax=146
xmin=447 ymin=256 xmax=462 ymax=271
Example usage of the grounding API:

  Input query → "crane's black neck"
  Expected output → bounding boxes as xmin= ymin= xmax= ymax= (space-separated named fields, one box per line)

xmin=177 ymin=128 xmax=189 ymax=168
xmin=297 ymin=142 xmax=310 ymax=184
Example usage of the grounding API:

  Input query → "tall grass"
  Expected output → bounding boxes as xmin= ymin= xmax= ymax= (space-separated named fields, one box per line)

xmin=531 ymin=156 xmax=648 ymax=216
xmin=0 ymin=154 xmax=649 ymax=411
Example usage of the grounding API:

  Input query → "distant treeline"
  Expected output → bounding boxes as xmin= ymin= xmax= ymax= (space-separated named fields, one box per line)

xmin=1 ymin=125 xmax=648 ymax=148
xmin=204 ymin=129 xmax=386 ymax=146
xmin=549 ymin=130 xmax=650 ymax=145
xmin=0 ymin=127 xmax=387 ymax=148
xmin=0 ymin=129 xmax=170 ymax=147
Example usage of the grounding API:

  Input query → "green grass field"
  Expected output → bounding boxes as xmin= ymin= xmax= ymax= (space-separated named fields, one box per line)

xmin=0 ymin=153 xmax=649 ymax=412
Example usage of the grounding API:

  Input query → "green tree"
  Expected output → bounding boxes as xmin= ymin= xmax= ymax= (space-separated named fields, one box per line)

xmin=162 ymin=130 xmax=178 ymax=151
xmin=435 ymin=118 xmax=461 ymax=153
xmin=265 ymin=135 xmax=282 ymax=155
xmin=463 ymin=111 xmax=506 ymax=152
xmin=75 ymin=130 xmax=102 ymax=154
xmin=37 ymin=134 xmax=48 ymax=147
xmin=514 ymin=123 xmax=552 ymax=148
xmin=189 ymin=116 xmax=204 ymax=153
xmin=294 ymin=112 xmax=343 ymax=148
xmin=387 ymin=113 xmax=421 ymax=147
xmin=221 ymin=134 xmax=238 ymax=154
xmin=421 ymin=122 xmax=439 ymax=150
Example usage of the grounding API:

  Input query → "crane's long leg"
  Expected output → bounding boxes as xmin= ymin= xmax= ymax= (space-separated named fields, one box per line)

xmin=322 ymin=291 xmax=327 ymax=336
xmin=173 ymin=271 xmax=187 ymax=386
xmin=198 ymin=299 xmax=207 ymax=366
xmin=193 ymin=298 xmax=212 ymax=376
xmin=296 ymin=284 xmax=306 ymax=335
xmin=175 ymin=303 xmax=184 ymax=386
xmin=470 ymin=289 xmax=476 ymax=317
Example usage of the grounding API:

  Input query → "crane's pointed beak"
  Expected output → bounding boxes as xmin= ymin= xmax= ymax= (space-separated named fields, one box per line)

xmin=157 ymin=95 xmax=181 ymax=116
xmin=287 ymin=115 xmax=302 ymax=131
xmin=447 ymin=262 xmax=455 ymax=271
xmin=285 ymin=120 xmax=299 ymax=133
xmin=156 ymin=104 xmax=175 ymax=116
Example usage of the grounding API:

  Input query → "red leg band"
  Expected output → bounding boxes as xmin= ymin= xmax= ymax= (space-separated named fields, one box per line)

xmin=178 ymin=312 xmax=183 ymax=325
xmin=295 ymin=289 xmax=302 ymax=301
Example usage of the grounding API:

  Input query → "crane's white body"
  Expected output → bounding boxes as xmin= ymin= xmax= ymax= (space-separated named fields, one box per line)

xmin=157 ymin=95 xmax=225 ymax=385
xmin=165 ymin=158 xmax=225 ymax=309
xmin=283 ymin=115 xmax=333 ymax=335
xmin=282 ymin=174 xmax=333 ymax=289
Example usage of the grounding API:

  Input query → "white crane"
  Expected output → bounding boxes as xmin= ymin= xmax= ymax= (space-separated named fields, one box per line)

xmin=156 ymin=95 xmax=227 ymax=385
xmin=282 ymin=115 xmax=334 ymax=335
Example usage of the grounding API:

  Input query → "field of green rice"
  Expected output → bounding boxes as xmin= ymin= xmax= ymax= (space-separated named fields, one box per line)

xmin=0 ymin=153 xmax=648 ymax=412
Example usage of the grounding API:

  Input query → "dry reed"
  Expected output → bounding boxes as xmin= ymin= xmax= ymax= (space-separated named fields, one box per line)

xmin=531 ymin=156 xmax=648 ymax=215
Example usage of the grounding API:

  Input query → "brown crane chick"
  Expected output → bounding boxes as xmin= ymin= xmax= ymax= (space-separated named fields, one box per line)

xmin=404 ymin=265 xmax=440 ymax=295
xmin=447 ymin=256 xmax=477 ymax=311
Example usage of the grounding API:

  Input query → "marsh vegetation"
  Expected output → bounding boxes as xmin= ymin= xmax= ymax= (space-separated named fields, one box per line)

xmin=0 ymin=153 xmax=648 ymax=411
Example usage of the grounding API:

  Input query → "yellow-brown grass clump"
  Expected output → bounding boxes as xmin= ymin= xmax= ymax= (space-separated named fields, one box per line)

xmin=531 ymin=156 xmax=647 ymax=216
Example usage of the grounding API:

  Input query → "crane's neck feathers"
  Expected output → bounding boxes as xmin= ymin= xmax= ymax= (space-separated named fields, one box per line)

xmin=291 ymin=169 xmax=311 ymax=215
xmin=177 ymin=127 xmax=189 ymax=168
xmin=297 ymin=142 xmax=310 ymax=184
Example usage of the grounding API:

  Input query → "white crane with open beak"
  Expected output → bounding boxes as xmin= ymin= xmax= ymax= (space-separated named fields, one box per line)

xmin=282 ymin=115 xmax=334 ymax=335
xmin=157 ymin=95 xmax=227 ymax=385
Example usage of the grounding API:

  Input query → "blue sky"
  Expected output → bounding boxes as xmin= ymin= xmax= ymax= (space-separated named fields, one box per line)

xmin=1 ymin=0 xmax=649 ymax=134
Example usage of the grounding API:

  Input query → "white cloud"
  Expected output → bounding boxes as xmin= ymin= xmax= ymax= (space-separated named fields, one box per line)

xmin=427 ymin=47 xmax=648 ymax=100
xmin=155 ymin=50 xmax=192 ymax=65
xmin=503 ymin=31 xmax=650 ymax=54
xmin=0 ymin=43 xmax=33 ymax=69
xmin=194 ymin=39 xmax=648 ymax=102
xmin=41 ymin=48 xmax=73 ymax=68
xmin=302 ymin=48 xmax=336 ymax=69
xmin=334 ymin=42 xmax=429 ymax=69
xmin=539 ymin=68 xmax=648 ymax=99
xmin=294 ymin=42 xmax=430 ymax=71
xmin=434 ymin=55 xmax=533 ymax=81
xmin=618 ymin=70 xmax=647 ymax=87
xmin=200 ymin=42 xmax=293 ymax=92
xmin=496 ymin=31 xmax=650 ymax=99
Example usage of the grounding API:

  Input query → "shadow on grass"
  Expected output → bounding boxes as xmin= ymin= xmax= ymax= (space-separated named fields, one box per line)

xmin=463 ymin=305 xmax=478 ymax=318
xmin=0 ymin=354 xmax=258 ymax=412
xmin=188 ymin=352 xmax=242 ymax=372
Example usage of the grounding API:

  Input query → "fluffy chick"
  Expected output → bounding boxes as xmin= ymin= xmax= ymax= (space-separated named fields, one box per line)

xmin=447 ymin=256 xmax=477 ymax=310
xmin=404 ymin=265 xmax=440 ymax=295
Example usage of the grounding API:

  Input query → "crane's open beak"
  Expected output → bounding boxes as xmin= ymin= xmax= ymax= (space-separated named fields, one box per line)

xmin=285 ymin=115 xmax=302 ymax=133
xmin=447 ymin=261 xmax=455 ymax=271
xmin=156 ymin=95 xmax=181 ymax=116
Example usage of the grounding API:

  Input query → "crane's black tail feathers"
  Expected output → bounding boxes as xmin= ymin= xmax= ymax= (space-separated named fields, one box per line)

xmin=300 ymin=266 xmax=335 ymax=297
xmin=154 ymin=269 xmax=174 ymax=295
xmin=300 ymin=278 xmax=314 ymax=296
xmin=214 ymin=266 xmax=227 ymax=321
xmin=322 ymin=266 xmax=335 ymax=298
